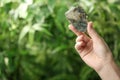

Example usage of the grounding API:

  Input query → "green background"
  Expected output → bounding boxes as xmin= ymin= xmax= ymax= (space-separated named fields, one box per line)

xmin=0 ymin=0 xmax=120 ymax=80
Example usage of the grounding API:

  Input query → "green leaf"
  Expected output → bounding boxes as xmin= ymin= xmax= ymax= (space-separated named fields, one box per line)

xmin=19 ymin=25 xmax=30 ymax=43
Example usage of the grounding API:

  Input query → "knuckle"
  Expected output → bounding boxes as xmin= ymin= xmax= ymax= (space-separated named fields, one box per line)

xmin=76 ymin=35 xmax=83 ymax=42
xmin=75 ymin=42 xmax=82 ymax=50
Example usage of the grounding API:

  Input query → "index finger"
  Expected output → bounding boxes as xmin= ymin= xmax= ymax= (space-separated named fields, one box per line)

xmin=68 ymin=24 xmax=83 ymax=36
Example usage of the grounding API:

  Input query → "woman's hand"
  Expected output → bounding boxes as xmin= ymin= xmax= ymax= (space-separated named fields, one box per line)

xmin=69 ymin=22 xmax=120 ymax=80
xmin=69 ymin=22 xmax=112 ymax=71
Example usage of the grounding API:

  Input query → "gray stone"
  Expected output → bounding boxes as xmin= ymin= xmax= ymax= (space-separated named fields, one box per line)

xmin=65 ymin=6 xmax=87 ymax=32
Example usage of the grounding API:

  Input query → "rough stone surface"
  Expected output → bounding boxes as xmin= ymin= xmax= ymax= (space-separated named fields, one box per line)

xmin=65 ymin=6 xmax=87 ymax=32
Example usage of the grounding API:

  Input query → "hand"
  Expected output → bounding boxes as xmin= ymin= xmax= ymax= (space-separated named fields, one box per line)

xmin=69 ymin=22 xmax=120 ymax=80
xmin=69 ymin=22 xmax=113 ymax=71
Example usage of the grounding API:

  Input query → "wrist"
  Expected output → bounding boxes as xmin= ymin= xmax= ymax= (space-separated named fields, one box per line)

xmin=97 ymin=59 xmax=120 ymax=80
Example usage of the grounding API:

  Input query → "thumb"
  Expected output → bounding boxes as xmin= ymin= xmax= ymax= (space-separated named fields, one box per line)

xmin=87 ymin=22 xmax=101 ymax=41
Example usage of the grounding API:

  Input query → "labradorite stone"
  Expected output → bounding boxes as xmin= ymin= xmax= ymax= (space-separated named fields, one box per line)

xmin=65 ymin=6 xmax=87 ymax=32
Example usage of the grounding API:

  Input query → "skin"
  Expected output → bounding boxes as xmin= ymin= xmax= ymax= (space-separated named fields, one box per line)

xmin=69 ymin=22 xmax=120 ymax=80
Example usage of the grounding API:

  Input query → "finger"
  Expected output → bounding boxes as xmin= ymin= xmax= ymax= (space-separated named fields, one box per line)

xmin=87 ymin=22 xmax=102 ymax=41
xmin=69 ymin=24 xmax=90 ymax=42
xmin=76 ymin=35 xmax=84 ymax=42
xmin=75 ymin=41 xmax=86 ymax=52
xmin=76 ymin=34 xmax=90 ymax=43
xmin=69 ymin=24 xmax=83 ymax=36
xmin=82 ymin=34 xmax=90 ymax=43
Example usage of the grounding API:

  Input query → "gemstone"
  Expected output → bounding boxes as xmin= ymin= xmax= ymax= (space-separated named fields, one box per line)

xmin=65 ymin=6 xmax=87 ymax=32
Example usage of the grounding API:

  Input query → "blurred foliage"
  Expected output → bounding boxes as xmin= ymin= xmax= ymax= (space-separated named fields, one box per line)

xmin=0 ymin=0 xmax=120 ymax=80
